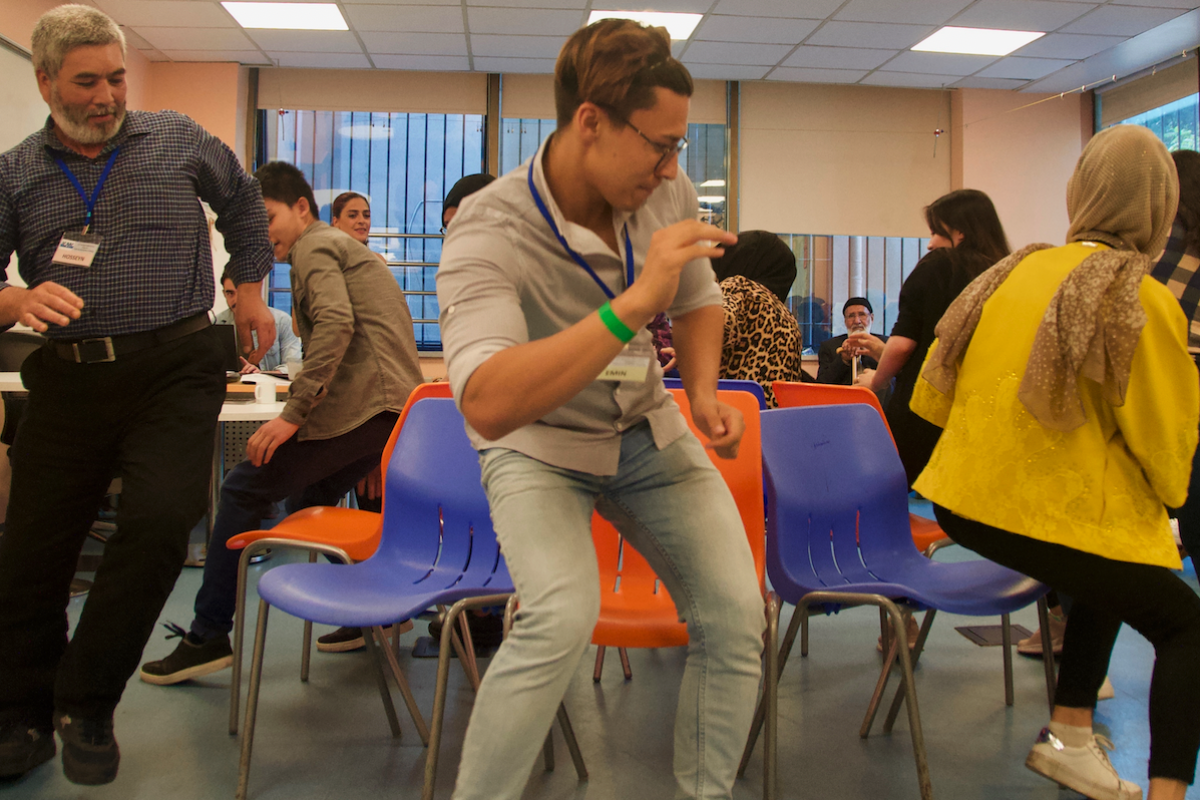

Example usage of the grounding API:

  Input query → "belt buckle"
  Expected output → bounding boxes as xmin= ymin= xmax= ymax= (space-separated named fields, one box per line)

xmin=72 ymin=337 xmax=116 ymax=364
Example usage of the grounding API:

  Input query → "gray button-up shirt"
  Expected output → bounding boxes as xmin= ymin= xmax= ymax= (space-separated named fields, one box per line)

xmin=437 ymin=138 xmax=722 ymax=475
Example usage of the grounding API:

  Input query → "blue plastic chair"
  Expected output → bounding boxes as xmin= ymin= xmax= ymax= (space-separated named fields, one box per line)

xmin=235 ymin=399 xmax=586 ymax=800
xmin=662 ymin=377 xmax=767 ymax=410
xmin=737 ymin=405 xmax=1054 ymax=800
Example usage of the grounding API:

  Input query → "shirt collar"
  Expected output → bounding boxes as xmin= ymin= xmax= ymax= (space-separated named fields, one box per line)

xmin=40 ymin=110 xmax=150 ymax=159
xmin=287 ymin=219 xmax=328 ymax=262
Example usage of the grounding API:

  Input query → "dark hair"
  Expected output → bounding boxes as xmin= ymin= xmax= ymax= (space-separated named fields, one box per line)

xmin=1173 ymin=150 xmax=1200 ymax=255
xmin=554 ymin=18 xmax=693 ymax=129
xmin=924 ymin=189 xmax=1010 ymax=265
xmin=254 ymin=161 xmax=318 ymax=215
xmin=331 ymin=191 xmax=368 ymax=221
xmin=843 ymin=297 xmax=872 ymax=315
xmin=220 ymin=267 xmax=232 ymax=286
xmin=709 ymin=230 xmax=796 ymax=303
xmin=444 ymin=174 xmax=495 ymax=212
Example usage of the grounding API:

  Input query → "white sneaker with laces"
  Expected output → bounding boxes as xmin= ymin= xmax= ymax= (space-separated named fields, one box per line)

xmin=1025 ymin=727 xmax=1142 ymax=800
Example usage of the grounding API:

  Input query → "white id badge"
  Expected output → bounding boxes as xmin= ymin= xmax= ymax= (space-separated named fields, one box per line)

xmin=599 ymin=337 xmax=654 ymax=383
xmin=52 ymin=232 xmax=101 ymax=267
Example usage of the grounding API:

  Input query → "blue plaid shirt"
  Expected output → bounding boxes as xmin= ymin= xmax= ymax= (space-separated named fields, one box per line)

xmin=0 ymin=110 xmax=273 ymax=339
xmin=1151 ymin=215 xmax=1200 ymax=347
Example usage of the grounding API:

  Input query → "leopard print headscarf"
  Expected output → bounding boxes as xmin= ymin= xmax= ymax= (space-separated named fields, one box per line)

xmin=922 ymin=125 xmax=1179 ymax=432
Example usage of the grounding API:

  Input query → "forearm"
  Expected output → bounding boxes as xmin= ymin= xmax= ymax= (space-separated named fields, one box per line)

xmin=671 ymin=304 xmax=724 ymax=408
xmin=0 ymin=286 xmax=26 ymax=328
xmin=461 ymin=291 xmax=655 ymax=440
xmin=868 ymin=335 xmax=917 ymax=391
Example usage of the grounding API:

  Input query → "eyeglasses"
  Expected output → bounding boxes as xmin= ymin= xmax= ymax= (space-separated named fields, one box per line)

xmin=607 ymin=109 xmax=688 ymax=172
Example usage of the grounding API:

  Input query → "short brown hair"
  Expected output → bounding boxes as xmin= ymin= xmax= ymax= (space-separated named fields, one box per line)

xmin=331 ymin=191 xmax=368 ymax=221
xmin=554 ymin=19 xmax=693 ymax=129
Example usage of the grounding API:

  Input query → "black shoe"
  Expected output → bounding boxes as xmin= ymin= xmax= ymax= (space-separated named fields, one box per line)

xmin=54 ymin=713 xmax=118 ymax=786
xmin=317 ymin=620 xmax=413 ymax=653
xmin=139 ymin=623 xmax=233 ymax=685
xmin=0 ymin=719 xmax=55 ymax=779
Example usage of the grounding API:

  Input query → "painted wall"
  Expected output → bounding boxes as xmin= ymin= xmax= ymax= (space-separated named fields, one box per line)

xmin=143 ymin=62 xmax=244 ymax=157
xmin=950 ymin=89 xmax=1085 ymax=249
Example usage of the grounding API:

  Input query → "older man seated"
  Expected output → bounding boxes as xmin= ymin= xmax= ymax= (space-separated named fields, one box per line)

xmin=817 ymin=297 xmax=888 ymax=386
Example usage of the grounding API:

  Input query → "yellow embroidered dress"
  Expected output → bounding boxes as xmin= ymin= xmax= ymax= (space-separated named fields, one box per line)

xmin=912 ymin=242 xmax=1198 ymax=569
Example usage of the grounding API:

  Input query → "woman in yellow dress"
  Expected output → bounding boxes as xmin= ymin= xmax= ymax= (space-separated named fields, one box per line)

xmin=913 ymin=125 xmax=1200 ymax=800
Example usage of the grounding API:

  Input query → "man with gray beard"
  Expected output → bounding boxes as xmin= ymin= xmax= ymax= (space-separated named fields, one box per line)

xmin=0 ymin=5 xmax=273 ymax=786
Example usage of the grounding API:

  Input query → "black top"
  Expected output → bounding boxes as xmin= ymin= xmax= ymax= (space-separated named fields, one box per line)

xmin=816 ymin=332 xmax=887 ymax=385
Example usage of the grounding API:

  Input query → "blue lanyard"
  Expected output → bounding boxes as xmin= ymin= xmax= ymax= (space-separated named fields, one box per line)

xmin=527 ymin=157 xmax=634 ymax=300
xmin=53 ymin=147 xmax=120 ymax=234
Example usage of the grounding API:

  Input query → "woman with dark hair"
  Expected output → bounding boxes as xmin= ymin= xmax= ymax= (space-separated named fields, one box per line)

xmin=853 ymin=188 xmax=1010 ymax=485
xmin=1152 ymin=148 xmax=1200 ymax=579
xmin=913 ymin=125 xmax=1200 ymax=800
xmin=330 ymin=191 xmax=386 ymax=263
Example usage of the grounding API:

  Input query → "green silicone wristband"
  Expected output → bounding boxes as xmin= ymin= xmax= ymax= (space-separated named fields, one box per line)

xmin=598 ymin=301 xmax=636 ymax=344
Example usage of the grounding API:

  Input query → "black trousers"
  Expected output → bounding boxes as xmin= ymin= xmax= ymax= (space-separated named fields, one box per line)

xmin=934 ymin=505 xmax=1200 ymax=783
xmin=0 ymin=327 xmax=225 ymax=723
xmin=1173 ymin=399 xmax=1200 ymax=581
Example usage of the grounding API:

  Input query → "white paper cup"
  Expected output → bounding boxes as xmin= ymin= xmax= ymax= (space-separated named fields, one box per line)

xmin=254 ymin=383 xmax=274 ymax=404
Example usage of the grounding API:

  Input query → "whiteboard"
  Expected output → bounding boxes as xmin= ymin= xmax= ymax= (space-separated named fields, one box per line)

xmin=0 ymin=42 xmax=47 ymax=290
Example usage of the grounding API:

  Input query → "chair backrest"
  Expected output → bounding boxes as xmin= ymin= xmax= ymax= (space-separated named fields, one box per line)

xmin=0 ymin=331 xmax=45 ymax=373
xmin=592 ymin=388 xmax=766 ymax=608
xmin=662 ymin=377 xmax=767 ymax=411
xmin=376 ymin=381 xmax=454 ymax=515
xmin=375 ymin=397 xmax=508 ymax=595
xmin=760 ymin=405 xmax=914 ymax=597
xmin=771 ymin=381 xmax=894 ymax=444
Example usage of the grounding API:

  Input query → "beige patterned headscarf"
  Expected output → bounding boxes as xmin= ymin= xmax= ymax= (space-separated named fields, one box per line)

xmin=922 ymin=125 xmax=1179 ymax=431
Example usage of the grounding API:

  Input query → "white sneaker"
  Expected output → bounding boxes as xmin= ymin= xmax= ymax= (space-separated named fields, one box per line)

xmin=1098 ymin=676 xmax=1115 ymax=701
xmin=1025 ymin=727 xmax=1142 ymax=800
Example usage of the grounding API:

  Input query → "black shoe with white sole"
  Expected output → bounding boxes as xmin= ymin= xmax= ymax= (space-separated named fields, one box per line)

xmin=139 ymin=623 xmax=233 ymax=686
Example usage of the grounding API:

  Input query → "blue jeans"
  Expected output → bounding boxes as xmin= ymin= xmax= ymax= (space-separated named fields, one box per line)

xmin=452 ymin=422 xmax=765 ymax=800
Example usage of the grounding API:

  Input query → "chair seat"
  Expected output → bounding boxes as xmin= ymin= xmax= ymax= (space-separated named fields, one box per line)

xmin=908 ymin=513 xmax=948 ymax=553
xmin=227 ymin=506 xmax=382 ymax=563
xmin=257 ymin=558 xmax=514 ymax=629
xmin=592 ymin=594 xmax=687 ymax=648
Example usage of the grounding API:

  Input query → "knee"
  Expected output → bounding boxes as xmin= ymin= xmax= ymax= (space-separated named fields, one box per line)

xmin=512 ymin=580 xmax=600 ymax=658
xmin=698 ymin=577 xmax=766 ymax=651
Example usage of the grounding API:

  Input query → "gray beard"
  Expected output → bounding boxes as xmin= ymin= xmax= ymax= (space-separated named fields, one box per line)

xmin=50 ymin=89 xmax=125 ymax=146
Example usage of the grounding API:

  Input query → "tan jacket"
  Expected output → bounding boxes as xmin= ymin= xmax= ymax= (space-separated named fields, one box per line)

xmin=282 ymin=221 xmax=423 ymax=441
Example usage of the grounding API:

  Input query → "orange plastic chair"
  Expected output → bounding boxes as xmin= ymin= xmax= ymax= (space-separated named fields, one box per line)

xmin=226 ymin=380 xmax=454 ymax=734
xmin=771 ymin=381 xmax=949 ymax=554
xmin=591 ymin=388 xmax=766 ymax=682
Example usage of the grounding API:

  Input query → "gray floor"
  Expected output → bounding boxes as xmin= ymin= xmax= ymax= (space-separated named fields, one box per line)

xmin=3 ymin=513 xmax=1198 ymax=800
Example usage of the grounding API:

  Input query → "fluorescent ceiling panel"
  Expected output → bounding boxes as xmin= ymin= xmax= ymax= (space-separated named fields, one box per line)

xmin=221 ymin=2 xmax=348 ymax=30
xmin=587 ymin=11 xmax=702 ymax=40
xmin=912 ymin=26 xmax=1044 ymax=57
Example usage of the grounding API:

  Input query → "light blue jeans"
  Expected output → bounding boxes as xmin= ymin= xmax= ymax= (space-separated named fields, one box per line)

xmin=452 ymin=421 xmax=765 ymax=800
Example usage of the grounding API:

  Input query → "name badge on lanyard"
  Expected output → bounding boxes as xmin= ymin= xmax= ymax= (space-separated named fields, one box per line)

xmin=51 ymin=148 xmax=119 ymax=268
xmin=527 ymin=159 xmax=653 ymax=383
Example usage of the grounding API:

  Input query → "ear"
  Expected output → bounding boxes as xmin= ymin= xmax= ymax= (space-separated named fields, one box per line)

xmin=35 ymin=70 xmax=52 ymax=105
xmin=574 ymin=102 xmax=607 ymax=145
xmin=295 ymin=196 xmax=312 ymax=221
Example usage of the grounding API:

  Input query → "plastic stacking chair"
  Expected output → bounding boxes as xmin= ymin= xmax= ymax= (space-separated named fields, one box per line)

xmin=236 ymin=398 xmax=586 ymax=800
xmin=226 ymin=381 xmax=453 ymax=735
xmin=737 ymin=405 xmax=1054 ymax=800
xmin=663 ymin=376 xmax=767 ymax=410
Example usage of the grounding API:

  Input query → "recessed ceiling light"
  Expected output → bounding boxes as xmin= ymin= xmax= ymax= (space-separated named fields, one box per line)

xmin=222 ymin=2 xmax=348 ymax=30
xmin=587 ymin=11 xmax=702 ymax=40
xmin=912 ymin=26 xmax=1044 ymax=57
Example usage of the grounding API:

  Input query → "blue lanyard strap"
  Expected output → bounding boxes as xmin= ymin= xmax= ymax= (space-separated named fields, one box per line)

xmin=53 ymin=147 xmax=119 ymax=234
xmin=527 ymin=157 xmax=634 ymax=301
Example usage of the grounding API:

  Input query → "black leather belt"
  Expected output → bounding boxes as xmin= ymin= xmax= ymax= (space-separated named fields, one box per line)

xmin=52 ymin=313 xmax=211 ymax=364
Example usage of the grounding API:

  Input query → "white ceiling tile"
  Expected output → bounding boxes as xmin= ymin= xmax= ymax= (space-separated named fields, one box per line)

xmin=120 ymin=27 xmax=158 ymax=50
xmin=466 ymin=8 xmax=583 ymax=35
xmin=267 ymin=52 xmax=372 ymax=68
xmin=605 ymin=0 xmax=712 ymax=9
xmin=345 ymin=0 xmax=458 ymax=4
xmin=1011 ymin=31 xmax=1123 ymax=59
xmin=976 ymin=55 xmax=1075 ymax=78
xmin=161 ymin=49 xmax=271 ymax=63
xmin=683 ymin=41 xmax=795 ymax=66
xmin=246 ymin=30 xmax=363 ymax=53
xmin=693 ymin=15 xmax=819 ymax=44
xmin=471 ymin=56 xmax=557 ymax=73
xmin=806 ymin=21 xmax=936 ymax=49
xmin=860 ymin=70 xmax=961 ymax=87
xmin=467 ymin=0 xmax=584 ymax=6
xmin=767 ymin=66 xmax=869 ymax=83
xmin=470 ymin=35 xmax=565 ymax=58
xmin=95 ymin=0 xmax=236 ymax=28
xmin=140 ymin=49 xmax=172 ymax=61
xmin=950 ymin=0 xmax=1097 ymax=32
xmin=131 ymin=26 xmax=255 ymax=50
xmin=372 ymin=54 xmax=470 ymax=70
xmin=835 ymin=0 xmax=975 ymax=25
xmin=342 ymin=5 xmax=464 ymax=33
xmin=1110 ymin=0 xmax=1200 ymax=7
xmin=682 ymin=63 xmax=771 ymax=80
xmin=953 ymin=76 xmax=1031 ymax=89
xmin=1062 ymin=4 xmax=1185 ymax=35
xmin=884 ymin=50 xmax=999 ymax=75
xmin=782 ymin=45 xmax=896 ymax=69
xmin=712 ymin=0 xmax=843 ymax=17
xmin=360 ymin=31 xmax=467 ymax=55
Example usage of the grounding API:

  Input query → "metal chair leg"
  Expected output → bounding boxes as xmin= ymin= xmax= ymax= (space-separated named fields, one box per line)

xmin=881 ymin=598 xmax=933 ymax=800
xmin=861 ymin=630 xmax=899 ymax=738
xmin=881 ymin=609 xmax=936 ymax=735
xmin=739 ymin=595 xmax=799 ymax=778
xmin=593 ymin=646 xmax=606 ymax=683
xmin=457 ymin=610 xmax=482 ymax=689
xmin=361 ymin=626 xmax=403 ymax=739
xmin=762 ymin=593 xmax=780 ymax=800
xmin=618 ymin=647 xmax=632 ymax=680
xmin=800 ymin=606 xmax=809 ymax=657
xmin=542 ymin=729 xmax=556 ymax=772
xmin=556 ymin=703 xmax=588 ymax=780
xmin=373 ymin=625 xmax=430 ymax=745
xmin=1001 ymin=612 xmax=1014 ymax=706
xmin=1036 ymin=596 xmax=1057 ymax=710
xmin=236 ymin=600 xmax=270 ymax=800
xmin=438 ymin=603 xmax=481 ymax=691
xmin=300 ymin=552 xmax=317 ymax=683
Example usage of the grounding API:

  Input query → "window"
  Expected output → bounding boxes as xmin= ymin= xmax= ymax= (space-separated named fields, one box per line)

xmin=257 ymin=109 xmax=487 ymax=351
xmin=1112 ymin=94 xmax=1199 ymax=151
xmin=776 ymin=234 xmax=930 ymax=353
